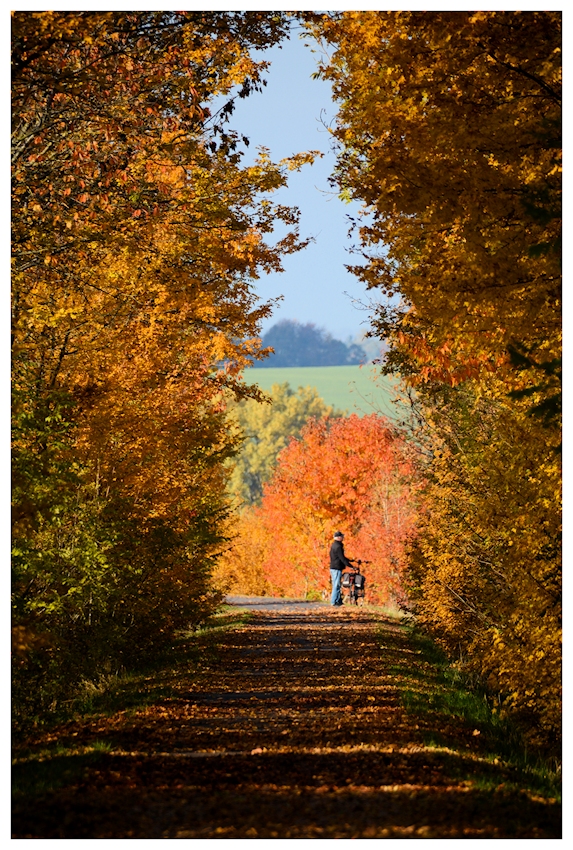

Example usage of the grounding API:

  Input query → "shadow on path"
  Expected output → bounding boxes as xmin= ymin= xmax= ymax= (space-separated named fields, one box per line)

xmin=12 ymin=599 xmax=561 ymax=838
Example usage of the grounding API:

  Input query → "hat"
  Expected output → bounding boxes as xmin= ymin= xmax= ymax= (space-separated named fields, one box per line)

xmin=334 ymin=531 xmax=344 ymax=538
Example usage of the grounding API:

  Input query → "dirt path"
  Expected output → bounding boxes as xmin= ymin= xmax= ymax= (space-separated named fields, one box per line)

xmin=12 ymin=602 xmax=560 ymax=838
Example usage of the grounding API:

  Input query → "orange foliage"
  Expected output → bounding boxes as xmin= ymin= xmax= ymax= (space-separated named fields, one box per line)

xmin=11 ymin=12 xmax=315 ymax=725
xmin=225 ymin=415 xmax=417 ymax=604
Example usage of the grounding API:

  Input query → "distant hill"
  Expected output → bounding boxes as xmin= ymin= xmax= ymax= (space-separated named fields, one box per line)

xmin=252 ymin=319 xmax=367 ymax=368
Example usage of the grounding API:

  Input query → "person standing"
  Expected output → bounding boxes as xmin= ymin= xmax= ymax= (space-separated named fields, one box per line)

xmin=329 ymin=531 xmax=352 ymax=606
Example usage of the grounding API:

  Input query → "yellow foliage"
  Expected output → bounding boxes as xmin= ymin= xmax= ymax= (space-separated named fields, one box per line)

xmin=214 ymin=508 xmax=272 ymax=596
xmin=406 ymin=375 xmax=561 ymax=747
xmin=308 ymin=10 xmax=561 ymax=750
xmin=309 ymin=11 xmax=561 ymax=387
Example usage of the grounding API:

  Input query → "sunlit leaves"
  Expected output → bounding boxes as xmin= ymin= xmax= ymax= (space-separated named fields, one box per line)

xmin=11 ymin=11 xmax=314 ymax=725
xmin=308 ymin=11 xmax=562 ymax=748
xmin=222 ymin=415 xmax=417 ymax=603
xmin=226 ymin=382 xmax=338 ymax=507
xmin=309 ymin=11 xmax=561 ymax=393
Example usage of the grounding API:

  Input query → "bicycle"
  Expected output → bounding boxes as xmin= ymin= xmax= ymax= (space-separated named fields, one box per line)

xmin=341 ymin=560 xmax=369 ymax=605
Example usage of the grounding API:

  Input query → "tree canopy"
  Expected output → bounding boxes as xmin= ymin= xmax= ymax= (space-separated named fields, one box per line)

xmin=308 ymin=10 xmax=561 ymax=748
xmin=11 ymin=10 xmax=315 ymax=727
xmin=309 ymin=11 xmax=561 ymax=402
xmin=12 ymin=10 xmax=562 ymax=752
xmin=227 ymin=382 xmax=338 ymax=507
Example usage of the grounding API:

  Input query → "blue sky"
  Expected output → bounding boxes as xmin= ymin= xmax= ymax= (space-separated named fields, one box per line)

xmin=219 ymin=32 xmax=379 ymax=344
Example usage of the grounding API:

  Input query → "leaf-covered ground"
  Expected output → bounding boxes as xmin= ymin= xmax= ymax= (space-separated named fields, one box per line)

xmin=12 ymin=602 xmax=561 ymax=838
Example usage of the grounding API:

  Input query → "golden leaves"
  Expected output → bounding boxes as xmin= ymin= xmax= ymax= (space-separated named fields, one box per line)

xmin=310 ymin=9 xmax=561 ymax=373
xmin=11 ymin=12 xmax=314 ymax=724
xmin=305 ymin=11 xmax=561 ymax=747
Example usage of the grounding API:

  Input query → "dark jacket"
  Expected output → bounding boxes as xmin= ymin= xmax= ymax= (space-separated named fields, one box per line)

xmin=329 ymin=539 xmax=352 ymax=571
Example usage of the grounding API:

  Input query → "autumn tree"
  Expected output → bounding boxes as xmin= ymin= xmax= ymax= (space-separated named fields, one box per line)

xmin=308 ymin=11 xmax=561 ymax=392
xmin=227 ymin=382 xmax=338 ymax=506
xmin=221 ymin=414 xmax=417 ymax=602
xmin=405 ymin=380 xmax=561 ymax=747
xmin=308 ymin=11 xmax=561 ymax=748
xmin=11 ymin=11 xmax=314 ymax=727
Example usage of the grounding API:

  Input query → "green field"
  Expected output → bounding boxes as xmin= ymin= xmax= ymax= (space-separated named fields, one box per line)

xmin=244 ymin=365 xmax=406 ymax=418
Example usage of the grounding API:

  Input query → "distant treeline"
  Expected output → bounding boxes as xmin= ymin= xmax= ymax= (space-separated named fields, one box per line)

xmin=252 ymin=320 xmax=367 ymax=368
